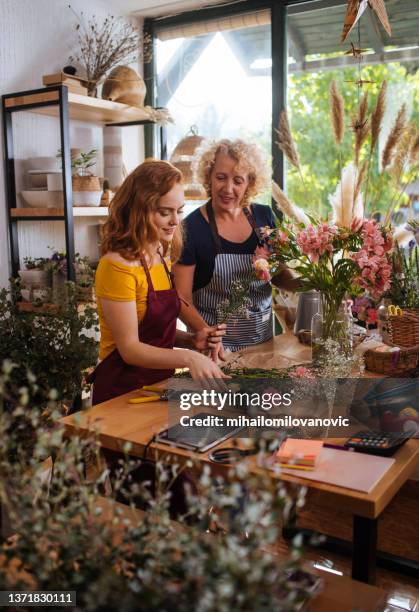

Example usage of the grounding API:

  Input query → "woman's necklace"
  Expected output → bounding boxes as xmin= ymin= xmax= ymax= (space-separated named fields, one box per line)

xmin=143 ymin=243 xmax=163 ymax=267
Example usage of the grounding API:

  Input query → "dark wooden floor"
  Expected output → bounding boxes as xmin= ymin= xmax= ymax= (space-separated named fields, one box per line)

xmin=292 ymin=479 xmax=419 ymax=611
xmin=87 ymin=461 xmax=419 ymax=610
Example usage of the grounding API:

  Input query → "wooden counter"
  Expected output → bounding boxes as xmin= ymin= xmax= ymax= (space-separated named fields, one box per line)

xmin=62 ymin=331 xmax=419 ymax=583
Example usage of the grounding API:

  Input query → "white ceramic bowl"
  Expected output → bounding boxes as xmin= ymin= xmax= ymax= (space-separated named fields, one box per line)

xmin=20 ymin=190 xmax=64 ymax=208
xmin=73 ymin=191 xmax=102 ymax=206
xmin=26 ymin=156 xmax=61 ymax=172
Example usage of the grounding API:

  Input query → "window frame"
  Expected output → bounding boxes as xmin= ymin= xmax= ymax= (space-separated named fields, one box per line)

xmin=143 ymin=0 xmax=343 ymax=188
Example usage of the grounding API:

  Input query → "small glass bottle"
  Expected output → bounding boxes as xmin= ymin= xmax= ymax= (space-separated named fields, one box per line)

xmin=377 ymin=298 xmax=391 ymax=344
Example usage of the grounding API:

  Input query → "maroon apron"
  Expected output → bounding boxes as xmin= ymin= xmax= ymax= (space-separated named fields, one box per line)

xmin=91 ymin=253 xmax=180 ymax=405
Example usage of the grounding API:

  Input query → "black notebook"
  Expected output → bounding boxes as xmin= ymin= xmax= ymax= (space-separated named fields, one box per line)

xmin=155 ymin=412 xmax=244 ymax=453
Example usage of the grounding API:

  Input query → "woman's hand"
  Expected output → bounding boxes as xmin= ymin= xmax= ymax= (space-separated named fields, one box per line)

xmin=184 ymin=351 xmax=230 ymax=387
xmin=193 ymin=324 xmax=226 ymax=359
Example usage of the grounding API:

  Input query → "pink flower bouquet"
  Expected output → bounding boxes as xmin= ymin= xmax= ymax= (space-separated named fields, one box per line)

xmin=255 ymin=218 xmax=393 ymax=347
xmin=259 ymin=218 xmax=392 ymax=300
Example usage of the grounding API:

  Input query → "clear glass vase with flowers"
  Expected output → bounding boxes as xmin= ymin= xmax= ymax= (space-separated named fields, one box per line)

xmin=254 ymin=217 xmax=393 ymax=366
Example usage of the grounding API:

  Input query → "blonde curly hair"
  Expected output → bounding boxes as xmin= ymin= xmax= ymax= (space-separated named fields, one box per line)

xmin=193 ymin=139 xmax=269 ymax=207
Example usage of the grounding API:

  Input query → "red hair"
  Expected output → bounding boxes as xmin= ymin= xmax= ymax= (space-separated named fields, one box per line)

xmin=101 ymin=159 xmax=183 ymax=261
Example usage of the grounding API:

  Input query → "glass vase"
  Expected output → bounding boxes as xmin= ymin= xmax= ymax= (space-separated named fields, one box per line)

xmin=311 ymin=293 xmax=353 ymax=367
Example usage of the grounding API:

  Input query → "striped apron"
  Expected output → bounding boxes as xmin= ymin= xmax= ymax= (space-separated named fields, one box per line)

xmin=193 ymin=202 xmax=273 ymax=352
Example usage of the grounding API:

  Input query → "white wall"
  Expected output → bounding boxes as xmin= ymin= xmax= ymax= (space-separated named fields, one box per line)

xmin=0 ymin=0 xmax=144 ymax=287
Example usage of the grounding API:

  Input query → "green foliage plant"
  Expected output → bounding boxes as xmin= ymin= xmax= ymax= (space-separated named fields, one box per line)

xmin=72 ymin=149 xmax=98 ymax=176
xmin=22 ymin=257 xmax=51 ymax=271
xmin=386 ymin=243 xmax=419 ymax=308
xmin=0 ymin=281 xmax=98 ymax=405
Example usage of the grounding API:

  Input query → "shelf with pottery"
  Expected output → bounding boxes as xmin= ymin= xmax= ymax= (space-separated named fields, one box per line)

xmin=10 ymin=207 xmax=109 ymax=219
xmin=3 ymin=90 xmax=158 ymax=126
xmin=3 ymin=77 xmax=167 ymax=281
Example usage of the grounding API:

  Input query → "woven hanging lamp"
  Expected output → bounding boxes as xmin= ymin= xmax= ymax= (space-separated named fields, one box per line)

xmin=170 ymin=126 xmax=207 ymax=199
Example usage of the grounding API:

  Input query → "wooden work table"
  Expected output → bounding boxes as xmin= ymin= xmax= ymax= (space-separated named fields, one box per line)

xmin=63 ymin=332 xmax=419 ymax=584
xmin=62 ymin=393 xmax=419 ymax=520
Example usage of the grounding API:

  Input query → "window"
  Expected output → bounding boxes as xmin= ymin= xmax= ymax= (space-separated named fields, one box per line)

xmin=155 ymin=10 xmax=272 ymax=205
xmin=285 ymin=0 xmax=419 ymax=219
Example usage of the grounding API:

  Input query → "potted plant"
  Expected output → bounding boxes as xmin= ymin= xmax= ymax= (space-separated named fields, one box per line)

xmin=71 ymin=149 xmax=102 ymax=206
xmin=75 ymin=254 xmax=95 ymax=302
xmin=18 ymin=257 xmax=52 ymax=302
xmin=48 ymin=251 xmax=95 ymax=304
xmin=0 ymin=281 xmax=98 ymax=411
xmin=68 ymin=10 xmax=145 ymax=97
xmin=385 ymin=242 xmax=419 ymax=310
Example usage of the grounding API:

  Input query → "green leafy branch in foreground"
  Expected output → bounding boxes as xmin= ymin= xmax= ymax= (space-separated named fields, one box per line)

xmin=0 ymin=363 xmax=315 ymax=612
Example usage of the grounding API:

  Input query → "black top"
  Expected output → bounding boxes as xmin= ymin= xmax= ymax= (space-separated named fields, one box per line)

xmin=178 ymin=203 xmax=277 ymax=292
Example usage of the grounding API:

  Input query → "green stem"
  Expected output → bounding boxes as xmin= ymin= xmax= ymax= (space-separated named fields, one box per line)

xmin=384 ymin=168 xmax=416 ymax=226
xmin=364 ymin=136 xmax=379 ymax=217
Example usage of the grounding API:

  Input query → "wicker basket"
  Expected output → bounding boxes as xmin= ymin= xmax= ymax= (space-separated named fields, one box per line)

xmin=170 ymin=134 xmax=205 ymax=159
xmin=364 ymin=343 xmax=419 ymax=375
xmin=170 ymin=128 xmax=207 ymax=200
xmin=72 ymin=175 xmax=101 ymax=191
xmin=389 ymin=309 xmax=419 ymax=348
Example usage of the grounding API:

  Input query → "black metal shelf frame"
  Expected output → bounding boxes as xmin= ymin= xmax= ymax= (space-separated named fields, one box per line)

xmin=2 ymin=85 xmax=165 ymax=281
xmin=2 ymin=86 xmax=76 ymax=279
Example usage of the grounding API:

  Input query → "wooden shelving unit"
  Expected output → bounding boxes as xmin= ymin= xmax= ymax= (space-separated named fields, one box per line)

xmin=4 ymin=90 xmax=155 ymax=125
xmin=11 ymin=207 xmax=109 ymax=218
xmin=2 ymin=85 xmax=165 ymax=279
xmin=17 ymin=301 xmax=59 ymax=314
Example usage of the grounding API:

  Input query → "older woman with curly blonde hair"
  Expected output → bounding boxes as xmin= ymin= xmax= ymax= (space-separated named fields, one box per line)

xmin=173 ymin=139 xmax=299 ymax=358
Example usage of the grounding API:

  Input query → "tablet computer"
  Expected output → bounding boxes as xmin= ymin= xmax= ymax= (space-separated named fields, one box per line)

xmin=155 ymin=412 xmax=245 ymax=453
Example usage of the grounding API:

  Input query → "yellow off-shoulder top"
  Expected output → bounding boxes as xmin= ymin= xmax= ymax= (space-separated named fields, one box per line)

xmin=95 ymin=257 xmax=172 ymax=359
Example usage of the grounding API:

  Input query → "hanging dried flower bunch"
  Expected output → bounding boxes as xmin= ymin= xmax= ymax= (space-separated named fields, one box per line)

xmin=68 ymin=6 xmax=150 ymax=96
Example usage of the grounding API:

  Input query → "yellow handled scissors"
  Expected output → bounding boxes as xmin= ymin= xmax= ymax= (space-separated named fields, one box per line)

xmin=128 ymin=387 xmax=168 ymax=404
xmin=388 ymin=305 xmax=403 ymax=317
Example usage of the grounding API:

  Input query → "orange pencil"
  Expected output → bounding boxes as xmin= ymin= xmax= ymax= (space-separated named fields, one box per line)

xmin=278 ymin=463 xmax=314 ymax=472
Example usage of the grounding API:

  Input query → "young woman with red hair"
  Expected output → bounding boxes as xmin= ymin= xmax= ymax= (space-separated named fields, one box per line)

xmin=91 ymin=159 xmax=226 ymax=405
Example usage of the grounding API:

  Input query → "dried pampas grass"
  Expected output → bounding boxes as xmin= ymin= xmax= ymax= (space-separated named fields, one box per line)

xmin=390 ymin=126 xmax=413 ymax=188
xmin=354 ymin=159 xmax=368 ymax=203
xmin=271 ymin=181 xmax=310 ymax=226
xmin=409 ymin=128 xmax=419 ymax=165
xmin=329 ymin=80 xmax=345 ymax=145
xmin=364 ymin=82 xmax=387 ymax=213
xmin=381 ymin=104 xmax=407 ymax=171
xmin=329 ymin=163 xmax=364 ymax=228
xmin=370 ymin=80 xmax=387 ymax=153
xmin=276 ymin=111 xmax=301 ymax=170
